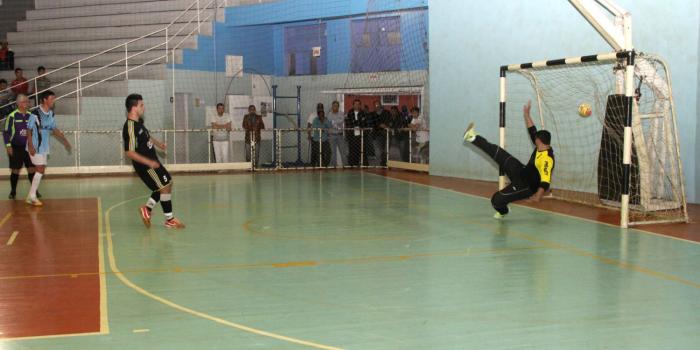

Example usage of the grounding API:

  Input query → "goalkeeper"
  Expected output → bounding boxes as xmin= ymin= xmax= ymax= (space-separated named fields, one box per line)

xmin=463 ymin=100 xmax=555 ymax=218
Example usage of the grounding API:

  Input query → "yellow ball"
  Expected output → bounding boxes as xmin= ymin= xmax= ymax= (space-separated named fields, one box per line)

xmin=578 ymin=103 xmax=592 ymax=117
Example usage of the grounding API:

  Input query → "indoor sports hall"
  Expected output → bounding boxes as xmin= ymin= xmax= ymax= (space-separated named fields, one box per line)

xmin=0 ymin=1 xmax=698 ymax=349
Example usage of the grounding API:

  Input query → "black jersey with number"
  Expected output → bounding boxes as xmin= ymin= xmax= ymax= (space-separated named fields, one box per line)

xmin=122 ymin=119 xmax=158 ymax=165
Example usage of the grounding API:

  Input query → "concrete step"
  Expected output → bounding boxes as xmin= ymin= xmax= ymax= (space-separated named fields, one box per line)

xmin=27 ymin=0 xmax=195 ymax=20
xmin=55 ymin=64 xmax=167 ymax=83
xmin=34 ymin=0 xmax=172 ymax=10
xmin=17 ymin=8 xmax=222 ymax=31
xmin=8 ymin=21 xmax=211 ymax=44
xmin=15 ymin=49 xmax=182 ymax=70
xmin=12 ymin=35 xmax=197 ymax=57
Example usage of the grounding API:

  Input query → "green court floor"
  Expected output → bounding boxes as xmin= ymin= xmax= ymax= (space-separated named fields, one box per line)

xmin=2 ymin=172 xmax=699 ymax=349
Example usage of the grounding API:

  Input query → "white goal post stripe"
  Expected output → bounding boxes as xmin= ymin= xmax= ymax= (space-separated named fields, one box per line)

xmin=503 ymin=51 xmax=625 ymax=72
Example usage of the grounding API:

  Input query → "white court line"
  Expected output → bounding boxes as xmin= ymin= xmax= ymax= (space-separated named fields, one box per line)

xmin=6 ymin=231 xmax=18 ymax=246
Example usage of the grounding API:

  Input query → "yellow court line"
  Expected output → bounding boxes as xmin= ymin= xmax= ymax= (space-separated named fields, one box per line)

xmin=0 ymin=331 xmax=103 ymax=342
xmin=366 ymin=172 xmax=700 ymax=246
xmin=105 ymin=195 xmax=343 ymax=350
xmin=6 ymin=231 xmax=19 ymax=245
xmin=97 ymin=198 xmax=110 ymax=334
xmin=0 ymin=245 xmax=547 ymax=282
xmin=0 ymin=212 xmax=11 ymax=228
xmin=132 ymin=329 xmax=150 ymax=333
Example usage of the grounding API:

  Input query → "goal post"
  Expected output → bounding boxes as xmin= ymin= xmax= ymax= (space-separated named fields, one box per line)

xmin=499 ymin=50 xmax=689 ymax=228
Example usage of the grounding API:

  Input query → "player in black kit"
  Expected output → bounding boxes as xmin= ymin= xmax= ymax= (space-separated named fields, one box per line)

xmin=122 ymin=94 xmax=185 ymax=229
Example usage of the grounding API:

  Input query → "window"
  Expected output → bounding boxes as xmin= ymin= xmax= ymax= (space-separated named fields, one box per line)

xmin=351 ymin=17 xmax=402 ymax=73
xmin=284 ymin=24 xmax=327 ymax=76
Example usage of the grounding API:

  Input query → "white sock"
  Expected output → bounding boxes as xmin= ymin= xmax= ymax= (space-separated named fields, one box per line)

xmin=146 ymin=198 xmax=157 ymax=210
xmin=29 ymin=172 xmax=43 ymax=199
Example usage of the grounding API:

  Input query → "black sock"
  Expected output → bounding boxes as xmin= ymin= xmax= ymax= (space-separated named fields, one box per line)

xmin=161 ymin=200 xmax=173 ymax=220
xmin=10 ymin=173 xmax=19 ymax=193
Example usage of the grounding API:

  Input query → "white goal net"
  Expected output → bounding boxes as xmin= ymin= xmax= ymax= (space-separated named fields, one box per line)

xmin=503 ymin=52 xmax=688 ymax=226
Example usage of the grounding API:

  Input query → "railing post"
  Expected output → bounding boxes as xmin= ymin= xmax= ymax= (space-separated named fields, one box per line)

xmin=164 ymin=131 xmax=169 ymax=164
xmin=165 ymin=28 xmax=169 ymax=64
xmin=125 ymin=43 xmax=129 ymax=80
xmin=197 ymin=0 xmax=201 ymax=33
xmin=77 ymin=61 xmax=82 ymax=97
xmin=207 ymin=129 xmax=212 ymax=163
xmin=409 ymin=129 xmax=413 ymax=163
xmin=33 ymin=79 xmax=38 ymax=103
xmin=385 ymin=128 xmax=389 ymax=167
xmin=318 ymin=129 xmax=322 ymax=167
xmin=360 ymin=128 xmax=364 ymax=168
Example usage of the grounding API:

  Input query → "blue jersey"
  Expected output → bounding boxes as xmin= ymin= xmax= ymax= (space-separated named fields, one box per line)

xmin=27 ymin=107 xmax=57 ymax=155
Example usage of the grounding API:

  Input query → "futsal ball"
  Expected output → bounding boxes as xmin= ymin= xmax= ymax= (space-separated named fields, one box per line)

xmin=578 ymin=103 xmax=592 ymax=117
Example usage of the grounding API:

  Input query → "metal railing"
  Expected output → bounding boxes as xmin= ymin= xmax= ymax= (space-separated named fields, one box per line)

xmin=20 ymin=128 xmax=429 ymax=173
xmin=0 ymin=0 xmax=227 ymax=114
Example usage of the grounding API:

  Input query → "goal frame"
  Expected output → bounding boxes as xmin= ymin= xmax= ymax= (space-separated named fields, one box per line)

xmin=499 ymin=51 xmax=637 ymax=228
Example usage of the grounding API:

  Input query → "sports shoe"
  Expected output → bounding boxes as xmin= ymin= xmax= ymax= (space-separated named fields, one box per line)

xmin=164 ymin=218 xmax=186 ymax=229
xmin=493 ymin=212 xmax=506 ymax=219
xmin=8 ymin=192 xmax=16 ymax=200
xmin=139 ymin=206 xmax=152 ymax=228
xmin=463 ymin=122 xmax=478 ymax=142
xmin=25 ymin=196 xmax=43 ymax=207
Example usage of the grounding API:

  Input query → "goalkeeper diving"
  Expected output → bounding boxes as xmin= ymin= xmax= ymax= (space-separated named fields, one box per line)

xmin=463 ymin=100 xmax=555 ymax=218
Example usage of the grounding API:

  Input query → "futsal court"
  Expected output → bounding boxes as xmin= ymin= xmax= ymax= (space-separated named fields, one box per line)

xmin=0 ymin=171 xmax=698 ymax=349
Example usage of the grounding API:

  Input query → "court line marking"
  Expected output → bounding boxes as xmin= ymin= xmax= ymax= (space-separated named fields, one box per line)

xmin=0 ymin=245 xmax=547 ymax=282
xmin=366 ymin=171 xmax=700 ymax=245
xmin=105 ymin=195 xmax=343 ymax=350
xmin=132 ymin=329 xmax=150 ymax=333
xmin=0 ymin=331 xmax=103 ymax=342
xmin=367 ymin=172 xmax=700 ymax=289
xmin=0 ymin=212 xmax=11 ymax=228
xmin=0 ymin=198 xmax=109 ymax=342
xmin=6 ymin=231 xmax=18 ymax=245
xmin=97 ymin=198 xmax=110 ymax=334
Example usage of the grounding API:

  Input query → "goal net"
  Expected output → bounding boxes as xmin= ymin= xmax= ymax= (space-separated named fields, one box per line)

xmin=502 ymin=52 xmax=688 ymax=226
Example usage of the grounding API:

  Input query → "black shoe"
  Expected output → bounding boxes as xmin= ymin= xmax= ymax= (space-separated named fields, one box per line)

xmin=36 ymin=191 xmax=42 ymax=199
xmin=8 ymin=192 xmax=16 ymax=200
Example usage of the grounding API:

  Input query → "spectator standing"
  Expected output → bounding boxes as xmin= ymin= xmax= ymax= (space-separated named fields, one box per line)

xmin=208 ymin=103 xmax=232 ymax=163
xmin=388 ymin=106 xmax=409 ymax=162
xmin=242 ymin=105 xmax=265 ymax=167
xmin=326 ymin=100 xmax=347 ymax=167
xmin=310 ymin=110 xmax=332 ymax=167
xmin=409 ymin=107 xmax=429 ymax=163
xmin=370 ymin=101 xmax=390 ymax=166
xmin=345 ymin=99 xmax=368 ymax=166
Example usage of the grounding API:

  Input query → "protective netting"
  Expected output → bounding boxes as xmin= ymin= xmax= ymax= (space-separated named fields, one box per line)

xmin=0 ymin=0 xmax=429 ymax=173
xmin=505 ymin=54 xmax=688 ymax=225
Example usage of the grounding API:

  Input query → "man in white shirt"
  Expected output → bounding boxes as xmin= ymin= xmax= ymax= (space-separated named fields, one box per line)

xmin=208 ymin=103 xmax=232 ymax=163
xmin=409 ymin=107 xmax=429 ymax=164
xmin=326 ymin=101 xmax=347 ymax=167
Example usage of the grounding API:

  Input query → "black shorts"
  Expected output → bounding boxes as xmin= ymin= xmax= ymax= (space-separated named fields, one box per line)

xmin=135 ymin=164 xmax=172 ymax=192
xmin=8 ymin=146 xmax=34 ymax=169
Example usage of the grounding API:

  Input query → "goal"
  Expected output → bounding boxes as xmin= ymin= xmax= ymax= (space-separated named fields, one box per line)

xmin=499 ymin=51 xmax=688 ymax=228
